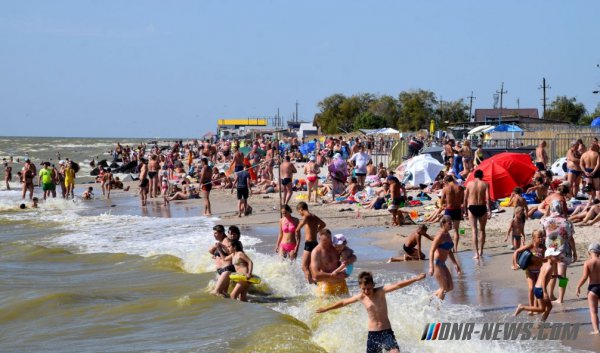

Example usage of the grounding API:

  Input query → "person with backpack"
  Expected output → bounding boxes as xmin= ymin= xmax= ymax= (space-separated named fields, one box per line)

xmin=512 ymin=229 xmax=546 ymax=310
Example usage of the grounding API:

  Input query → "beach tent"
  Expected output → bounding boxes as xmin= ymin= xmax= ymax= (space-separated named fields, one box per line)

xmin=591 ymin=117 xmax=600 ymax=127
xmin=375 ymin=127 xmax=400 ymax=135
xmin=402 ymin=154 xmax=444 ymax=187
xmin=467 ymin=125 xmax=493 ymax=136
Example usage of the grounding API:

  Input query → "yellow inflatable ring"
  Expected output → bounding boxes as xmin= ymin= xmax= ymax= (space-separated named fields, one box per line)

xmin=229 ymin=273 xmax=262 ymax=284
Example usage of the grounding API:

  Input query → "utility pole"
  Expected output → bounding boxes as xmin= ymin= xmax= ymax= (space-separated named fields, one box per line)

xmin=295 ymin=100 xmax=299 ymax=122
xmin=539 ymin=77 xmax=551 ymax=119
xmin=496 ymin=82 xmax=508 ymax=120
xmin=439 ymin=96 xmax=444 ymax=127
xmin=467 ymin=91 xmax=476 ymax=122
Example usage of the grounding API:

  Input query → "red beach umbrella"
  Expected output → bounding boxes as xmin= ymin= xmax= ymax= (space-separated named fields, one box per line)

xmin=465 ymin=152 xmax=536 ymax=200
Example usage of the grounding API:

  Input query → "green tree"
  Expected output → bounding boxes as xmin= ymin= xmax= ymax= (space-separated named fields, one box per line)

xmin=545 ymin=96 xmax=586 ymax=124
xmin=354 ymin=111 xmax=387 ymax=129
xmin=397 ymin=90 xmax=437 ymax=131
xmin=436 ymin=98 xmax=469 ymax=128
xmin=315 ymin=94 xmax=347 ymax=134
xmin=368 ymin=95 xmax=400 ymax=127
xmin=579 ymin=102 xmax=600 ymax=126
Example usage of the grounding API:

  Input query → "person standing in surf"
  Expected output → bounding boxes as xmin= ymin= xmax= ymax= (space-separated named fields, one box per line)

xmin=295 ymin=201 xmax=326 ymax=284
xmin=200 ymin=158 xmax=212 ymax=216
xmin=429 ymin=216 xmax=462 ymax=300
xmin=463 ymin=169 xmax=491 ymax=259
xmin=138 ymin=158 xmax=149 ymax=206
xmin=316 ymin=271 xmax=426 ymax=353
xmin=310 ymin=228 xmax=348 ymax=296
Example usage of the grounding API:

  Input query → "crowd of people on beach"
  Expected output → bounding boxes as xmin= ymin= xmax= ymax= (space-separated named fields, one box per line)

xmin=3 ymin=133 xmax=600 ymax=351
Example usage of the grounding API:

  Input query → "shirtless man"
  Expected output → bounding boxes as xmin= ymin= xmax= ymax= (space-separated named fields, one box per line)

xmin=3 ymin=161 xmax=12 ymax=190
xmin=265 ymin=145 xmax=276 ymax=181
xmin=463 ymin=169 xmax=491 ymax=259
xmin=200 ymin=158 xmax=213 ymax=216
xmin=441 ymin=175 xmax=464 ymax=253
xmin=316 ymin=271 xmax=426 ymax=353
xmin=232 ymin=147 xmax=245 ymax=173
xmin=535 ymin=141 xmax=549 ymax=171
xmin=310 ymin=228 xmax=349 ymax=296
xmin=295 ymin=201 xmax=326 ymax=284
xmin=581 ymin=144 xmax=600 ymax=200
xmin=280 ymin=155 xmax=297 ymax=205
xmin=139 ymin=158 xmax=149 ymax=206
xmin=566 ymin=141 xmax=583 ymax=198
xmin=148 ymin=155 xmax=160 ymax=198
xmin=443 ymin=140 xmax=454 ymax=165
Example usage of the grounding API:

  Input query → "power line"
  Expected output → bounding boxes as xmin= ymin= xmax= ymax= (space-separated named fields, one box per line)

xmin=538 ymin=77 xmax=551 ymax=118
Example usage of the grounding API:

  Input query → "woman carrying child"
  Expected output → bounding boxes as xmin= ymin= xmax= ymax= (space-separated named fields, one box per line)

xmin=512 ymin=229 xmax=546 ymax=310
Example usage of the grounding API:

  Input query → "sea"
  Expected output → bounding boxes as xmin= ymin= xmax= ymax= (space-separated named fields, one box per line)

xmin=0 ymin=137 xmax=592 ymax=353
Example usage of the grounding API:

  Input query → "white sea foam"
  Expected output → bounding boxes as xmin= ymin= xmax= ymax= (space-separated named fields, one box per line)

xmin=41 ymin=213 xmax=261 ymax=274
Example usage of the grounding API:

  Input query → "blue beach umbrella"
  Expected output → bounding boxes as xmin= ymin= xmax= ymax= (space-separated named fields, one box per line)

xmin=591 ymin=117 xmax=600 ymax=127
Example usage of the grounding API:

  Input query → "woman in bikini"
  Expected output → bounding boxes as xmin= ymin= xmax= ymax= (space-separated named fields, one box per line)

xmin=429 ymin=216 xmax=461 ymax=300
xmin=275 ymin=204 xmax=300 ymax=260
xmin=225 ymin=240 xmax=254 ymax=302
xmin=304 ymin=156 xmax=321 ymax=203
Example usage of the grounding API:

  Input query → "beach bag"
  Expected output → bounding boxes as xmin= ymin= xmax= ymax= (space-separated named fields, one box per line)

xmin=517 ymin=249 xmax=532 ymax=270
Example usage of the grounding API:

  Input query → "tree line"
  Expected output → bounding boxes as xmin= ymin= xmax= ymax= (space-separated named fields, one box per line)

xmin=313 ymin=90 xmax=600 ymax=134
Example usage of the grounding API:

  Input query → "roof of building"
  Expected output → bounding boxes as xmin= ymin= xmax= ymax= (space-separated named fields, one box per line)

xmin=474 ymin=108 xmax=539 ymax=122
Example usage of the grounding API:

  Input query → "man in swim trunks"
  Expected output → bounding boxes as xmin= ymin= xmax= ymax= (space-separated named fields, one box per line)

xmin=463 ymin=169 xmax=491 ymax=259
xmin=200 ymin=158 xmax=213 ymax=216
xmin=575 ymin=242 xmax=600 ymax=334
xmin=311 ymin=228 xmax=349 ymax=296
xmin=295 ymin=201 xmax=326 ymax=284
xmin=317 ymin=271 xmax=426 ymax=353
xmin=566 ymin=141 xmax=583 ymax=198
xmin=139 ymin=158 xmax=149 ymax=206
xmin=535 ymin=141 xmax=548 ymax=171
xmin=581 ymin=143 xmax=600 ymax=200
xmin=280 ymin=155 xmax=297 ymax=205
xmin=441 ymin=174 xmax=464 ymax=253
xmin=387 ymin=224 xmax=433 ymax=262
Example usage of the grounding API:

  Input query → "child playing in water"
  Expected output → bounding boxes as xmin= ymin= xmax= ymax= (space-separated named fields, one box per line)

xmin=514 ymin=248 xmax=561 ymax=323
xmin=82 ymin=187 xmax=94 ymax=200
xmin=512 ymin=230 xmax=546 ymax=309
xmin=388 ymin=176 xmax=405 ymax=226
xmin=316 ymin=271 xmax=426 ymax=353
xmin=575 ymin=242 xmax=600 ymax=334
xmin=224 ymin=239 xmax=254 ymax=302
xmin=161 ymin=178 xmax=169 ymax=206
xmin=505 ymin=205 xmax=526 ymax=250
xmin=387 ymin=224 xmax=433 ymax=262
xmin=331 ymin=234 xmax=357 ymax=277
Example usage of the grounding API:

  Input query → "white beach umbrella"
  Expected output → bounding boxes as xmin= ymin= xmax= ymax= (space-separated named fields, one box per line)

xmin=404 ymin=154 xmax=444 ymax=186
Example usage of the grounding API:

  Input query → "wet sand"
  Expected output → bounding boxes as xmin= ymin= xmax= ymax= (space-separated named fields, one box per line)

xmin=86 ymin=169 xmax=600 ymax=352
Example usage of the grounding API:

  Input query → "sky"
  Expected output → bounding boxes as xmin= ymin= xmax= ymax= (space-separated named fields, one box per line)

xmin=1 ymin=0 xmax=599 ymax=138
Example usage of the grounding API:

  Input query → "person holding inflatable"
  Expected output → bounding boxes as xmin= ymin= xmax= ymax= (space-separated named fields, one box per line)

xmin=223 ymin=239 xmax=254 ymax=302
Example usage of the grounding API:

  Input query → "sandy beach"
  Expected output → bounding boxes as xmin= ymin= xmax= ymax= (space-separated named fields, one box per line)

xmin=100 ymin=160 xmax=600 ymax=352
